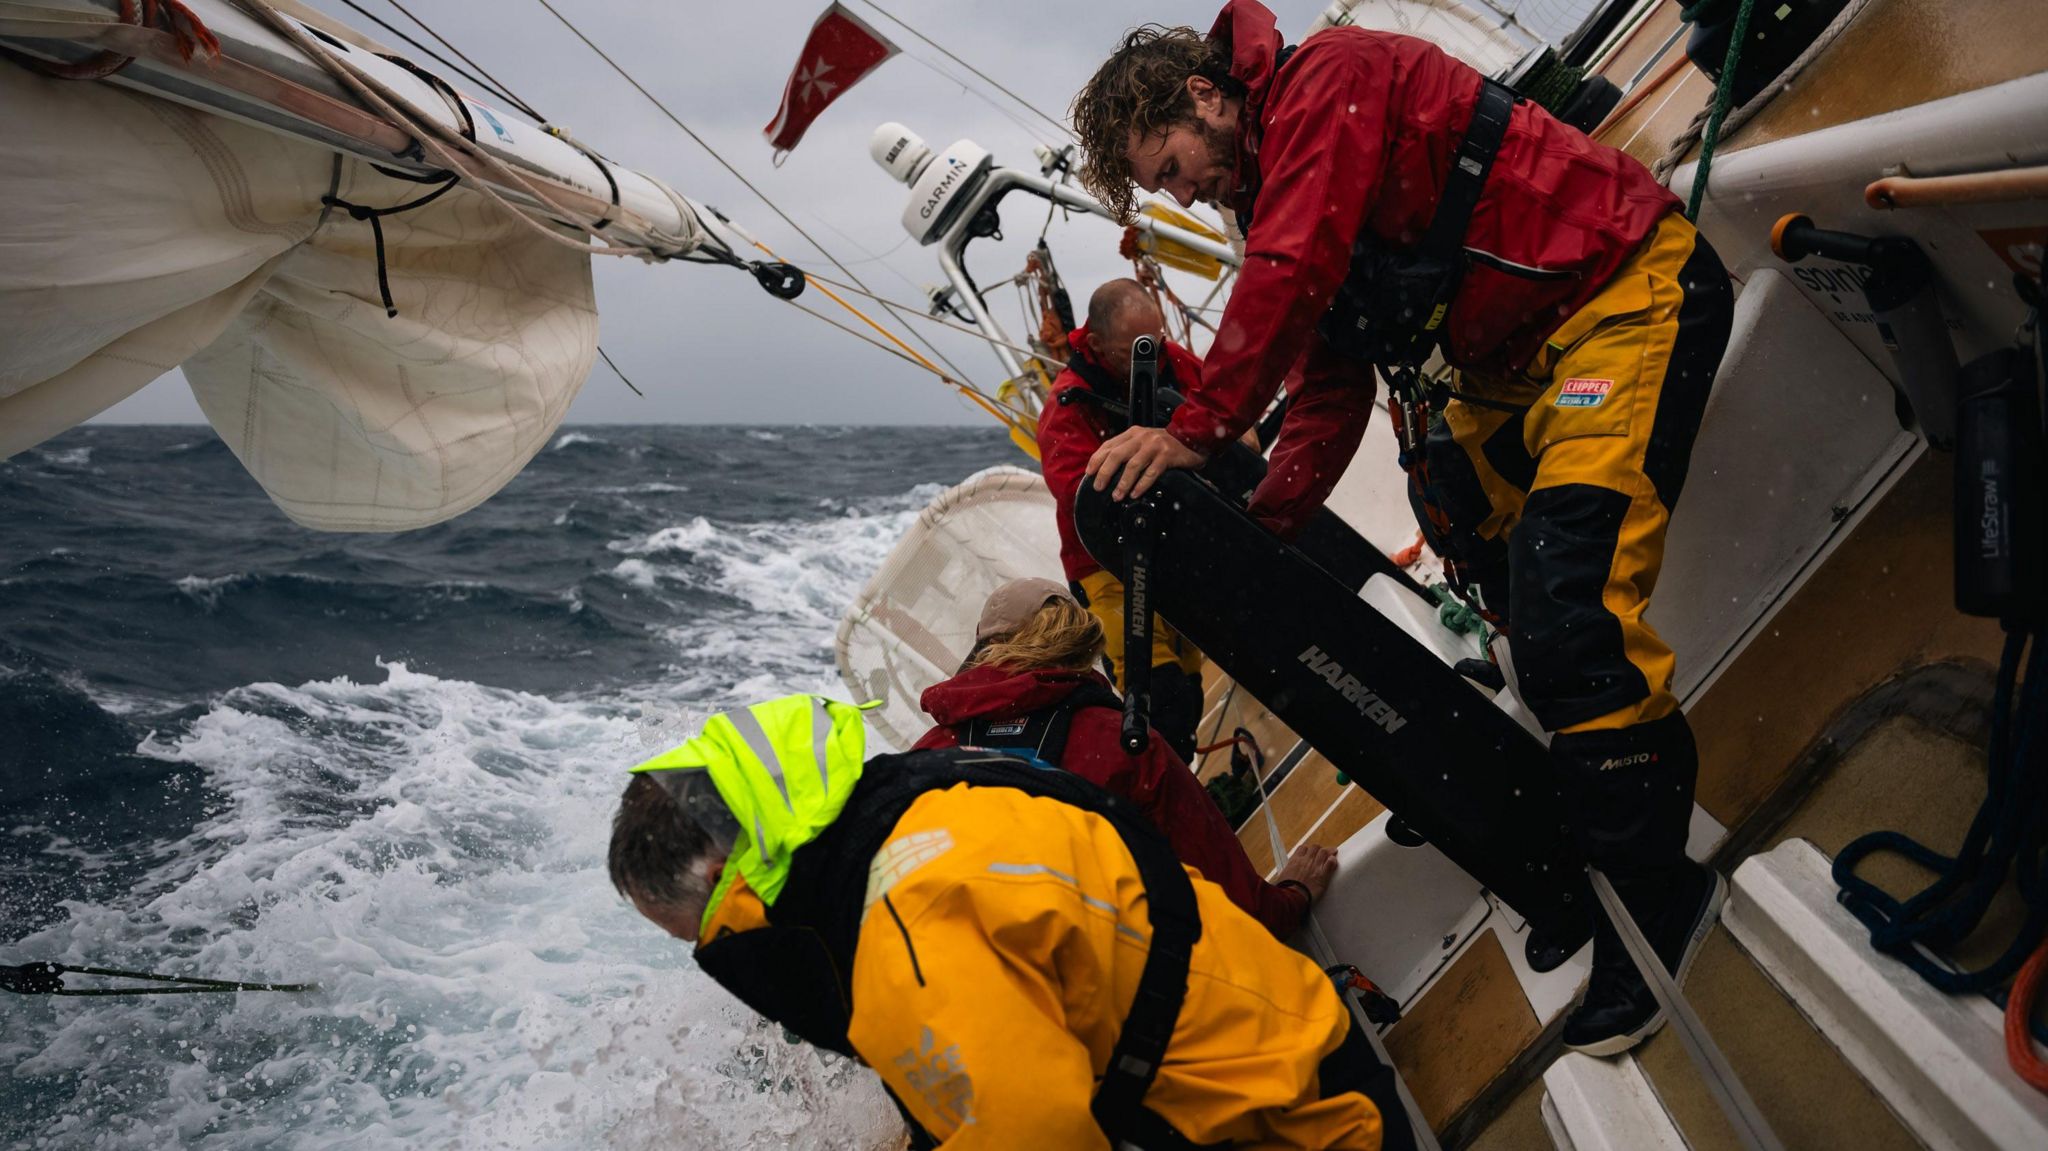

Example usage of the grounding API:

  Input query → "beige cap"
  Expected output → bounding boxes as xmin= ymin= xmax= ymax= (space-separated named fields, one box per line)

xmin=975 ymin=577 xmax=1074 ymax=641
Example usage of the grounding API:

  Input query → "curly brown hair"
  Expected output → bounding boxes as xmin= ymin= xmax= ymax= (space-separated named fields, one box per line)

xmin=1070 ymin=24 xmax=1237 ymax=223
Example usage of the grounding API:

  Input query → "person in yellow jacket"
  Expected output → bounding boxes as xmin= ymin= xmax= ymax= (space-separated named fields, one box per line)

xmin=607 ymin=692 xmax=1403 ymax=1149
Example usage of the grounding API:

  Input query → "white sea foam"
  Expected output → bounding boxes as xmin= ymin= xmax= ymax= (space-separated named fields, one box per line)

xmin=549 ymin=432 xmax=607 ymax=451
xmin=175 ymin=573 xmax=246 ymax=611
xmin=40 ymin=446 xmax=92 ymax=467
xmin=3 ymin=662 xmax=900 ymax=1149
xmin=6 ymin=480 xmax=958 ymax=1148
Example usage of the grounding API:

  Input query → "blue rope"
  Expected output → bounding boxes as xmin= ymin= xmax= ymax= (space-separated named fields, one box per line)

xmin=1833 ymin=629 xmax=2048 ymax=1001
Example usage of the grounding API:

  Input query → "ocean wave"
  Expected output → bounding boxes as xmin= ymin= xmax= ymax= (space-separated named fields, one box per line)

xmin=549 ymin=432 xmax=607 ymax=451
xmin=1 ymin=661 xmax=900 ymax=1149
xmin=37 ymin=446 xmax=92 ymax=467
xmin=174 ymin=572 xmax=249 ymax=611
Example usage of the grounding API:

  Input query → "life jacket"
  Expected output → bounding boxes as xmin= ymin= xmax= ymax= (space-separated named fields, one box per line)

xmin=636 ymin=699 xmax=1208 ymax=1150
xmin=951 ymin=677 xmax=1124 ymax=766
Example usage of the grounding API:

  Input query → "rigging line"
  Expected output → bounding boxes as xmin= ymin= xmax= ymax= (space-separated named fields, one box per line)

xmin=898 ymin=50 xmax=1054 ymax=150
xmin=236 ymin=1 xmax=648 ymax=259
xmin=797 ymin=270 xmax=1068 ymax=368
xmin=737 ymin=230 xmax=985 ymax=392
xmin=782 ymin=299 xmax=1030 ymax=430
xmin=798 ymin=211 xmax=925 ymax=296
xmin=374 ymin=0 xmax=546 ymax=123
xmin=332 ymin=0 xmax=541 ymax=121
xmin=851 ymin=0 xmax=1076 ymax=142
xmin=526 ymin=0 xmax=975 ymax=387
xmin=597 ymin=345 xmax=644 ymax=396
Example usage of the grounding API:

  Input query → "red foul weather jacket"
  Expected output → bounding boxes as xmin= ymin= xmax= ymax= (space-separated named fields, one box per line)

xmin=1037 ymin=324 xmax=1206 ymax=583
xmin=1169 ymin=0 xmax=1682 ymax=537
xmin=913 ymin=664 xmax=1309 ymax=939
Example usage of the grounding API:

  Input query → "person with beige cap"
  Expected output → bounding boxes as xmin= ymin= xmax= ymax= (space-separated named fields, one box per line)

xmin=913 ymin=577 xmax=1337 ymax=940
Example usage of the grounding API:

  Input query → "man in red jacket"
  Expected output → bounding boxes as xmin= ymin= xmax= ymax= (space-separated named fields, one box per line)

xmin=1038 ymin=279 xmax=1208 ymax=760
xmin=1071 ymin=1 xmax=1735 ymax=1056
xmin=913 ymin=577 xmax=1336 ymax=940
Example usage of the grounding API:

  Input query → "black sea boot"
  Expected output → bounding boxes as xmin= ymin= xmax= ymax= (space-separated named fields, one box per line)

xmin=1554 ymin=712 xmax=1727 ymax=1056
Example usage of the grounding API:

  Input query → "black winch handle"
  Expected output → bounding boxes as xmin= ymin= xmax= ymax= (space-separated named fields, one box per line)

xmin=1121 ymin=335 xmax=1163 ymax=753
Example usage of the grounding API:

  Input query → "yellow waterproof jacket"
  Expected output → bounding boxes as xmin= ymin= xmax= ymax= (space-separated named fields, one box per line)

xmin=702 ymin=782 xmax=1382 ymax=1149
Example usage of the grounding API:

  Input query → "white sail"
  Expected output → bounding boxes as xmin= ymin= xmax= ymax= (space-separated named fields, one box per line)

xmin=0 ymin=0 xmax=721 ymax=531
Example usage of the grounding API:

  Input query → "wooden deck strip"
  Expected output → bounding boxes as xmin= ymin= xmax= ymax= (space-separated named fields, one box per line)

xmin=1194 ymin=683 xmax=1302 ymax=786
xmin=1265 ymin=748 xmax=1351 ymax=849
xmin=1304 ymin=784 xmax=1387 ymax=851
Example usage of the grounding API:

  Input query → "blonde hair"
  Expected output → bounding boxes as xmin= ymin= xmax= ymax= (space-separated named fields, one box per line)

xmin=969 ymin=597 xmax=1105 ymax=672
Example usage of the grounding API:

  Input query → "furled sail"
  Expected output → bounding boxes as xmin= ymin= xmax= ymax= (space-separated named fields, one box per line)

xmin=0 ymin=0 xmax=725 ymax=531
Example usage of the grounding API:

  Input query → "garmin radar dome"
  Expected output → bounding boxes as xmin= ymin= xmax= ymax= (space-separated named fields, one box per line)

xmin=870 ymin=122 xmax=993 ymax=245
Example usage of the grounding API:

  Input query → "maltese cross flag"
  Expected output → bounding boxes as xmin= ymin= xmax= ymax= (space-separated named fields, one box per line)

xmin=764 ymin=3 xmax=898 ymax=163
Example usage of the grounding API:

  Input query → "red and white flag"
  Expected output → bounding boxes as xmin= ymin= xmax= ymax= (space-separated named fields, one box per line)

xmin=764 ymin=2 xmax=898 ymax=163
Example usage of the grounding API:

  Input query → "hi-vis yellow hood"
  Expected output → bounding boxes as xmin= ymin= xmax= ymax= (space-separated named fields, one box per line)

xmin=631 ymin=694 xmax=877 ymax=932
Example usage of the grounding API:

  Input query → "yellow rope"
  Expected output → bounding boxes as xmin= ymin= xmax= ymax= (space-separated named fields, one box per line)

xmin=736 ymin=236 xmax=1032 ymax=437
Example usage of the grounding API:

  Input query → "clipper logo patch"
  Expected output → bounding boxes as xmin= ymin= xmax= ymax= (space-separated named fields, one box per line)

xmin=1555 ymin=377 xmax=1614 ymax=407
xmin=984 ymin=721 xmax=1026 ymax=737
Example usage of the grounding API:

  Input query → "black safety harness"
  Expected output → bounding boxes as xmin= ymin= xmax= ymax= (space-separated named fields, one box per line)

xmin=1317 ymin=77 xmax=1521 ymax=604
xmin=693 ymin=746 xmax=1209 ymax=1150
xmin=953 ymin=680 xmax=1125 ymax=766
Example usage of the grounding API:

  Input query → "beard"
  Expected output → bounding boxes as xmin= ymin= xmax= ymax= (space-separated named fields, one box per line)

xmin=1197 ymin=118 xmax=1239 ymax=204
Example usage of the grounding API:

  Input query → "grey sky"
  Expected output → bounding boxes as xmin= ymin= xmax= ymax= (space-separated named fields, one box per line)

xmin=89 ymin=0 xmax=1590 ymax=426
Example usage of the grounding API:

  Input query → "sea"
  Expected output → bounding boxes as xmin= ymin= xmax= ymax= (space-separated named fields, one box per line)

xmin=1 ymin=424 xmax=1014 ymax=1150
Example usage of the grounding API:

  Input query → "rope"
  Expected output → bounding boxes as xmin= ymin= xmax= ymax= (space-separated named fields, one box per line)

xmin=1 ymin=961 xmax=315 ymax=997
xmin=322 ymin=175 xmax=461 ymax=316
xmin=232 ymin=0 xmax=671 ymax=263
xmin=1683 ymin=0 xmax=1754 ymax=221
xmin=851 ymin=1 xmax=1075 ymax=142
xmin=597 ymin=345 xmax=643 ymax=397
xmin=2009 ymin=937 xmax=2048 ymax=1091
xmin=1834 ymin=628 xmax=2048 ymax=995
xmin=1653 ymin=0 xmax=1877 ymax=199
xmin=798 ymin=271 xmax=1069 ymax=370
xmin=4 ymin=0 xmax=219 ymax=81
xmin=525 ymin=0 xmax=981 ymax=399
xmin=378 ymin=0 xmax=546 ymax=122
xmin=780 ymin=298 xmax=1030 ymax=432
xmin=333 ymin=0 xmax=543 ymax=121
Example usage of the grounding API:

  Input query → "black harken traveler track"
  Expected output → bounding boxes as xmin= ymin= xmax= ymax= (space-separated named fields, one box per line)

xmin=1075 ymin=469 xmax=1589 ymax=935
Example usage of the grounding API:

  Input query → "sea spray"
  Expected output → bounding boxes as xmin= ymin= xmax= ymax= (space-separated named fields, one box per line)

xmin=2 ymin=425 xmax=1010 ymax=1148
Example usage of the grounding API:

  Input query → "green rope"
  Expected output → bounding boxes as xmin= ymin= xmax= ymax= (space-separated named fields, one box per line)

xmin=1687 ymin=0 xmax=1759 ymax=221
xmin=1426 ymin=583 xmax=1489 ymax=639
